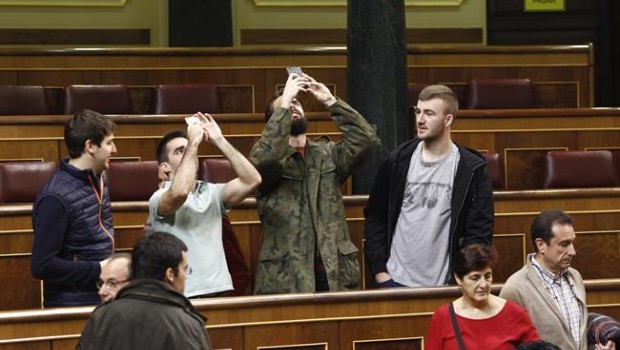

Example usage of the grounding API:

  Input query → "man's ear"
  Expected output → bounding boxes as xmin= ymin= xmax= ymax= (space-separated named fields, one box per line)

xmin=445 ymin=113 xmax=454 ymax=128
xmin=164 ymin=267 xmax=175 ymax=285
xmin=159 ymin=162 xmax=171 ymax=177
xmin=535 ymin=238 xmax=547 ymax=254
xmin=84 ymin=139 xmax=96 ymax=156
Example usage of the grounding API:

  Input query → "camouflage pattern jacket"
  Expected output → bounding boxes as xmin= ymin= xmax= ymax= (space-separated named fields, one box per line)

xmin=249 ymin=98 xmax=380 ymax=294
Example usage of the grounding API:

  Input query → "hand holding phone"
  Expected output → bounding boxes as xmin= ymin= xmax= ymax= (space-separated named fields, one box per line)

xmin=185 ymin=115 xmax=200 ymax=126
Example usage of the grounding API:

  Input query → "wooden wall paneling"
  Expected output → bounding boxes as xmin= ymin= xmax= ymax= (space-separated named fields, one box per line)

xmin=209 ymin=328 xmax=244 ymax=350
xmin=49 ymin=338 xmax=77 ymax=350
xmin=18 ymin=70 xmax=102 ymax=87
xmin=535 ymin=82 xmax=580 ymax=108
xmin=0 ymin=342 xmax=50 ymax=350
xmin=0 ymin=212 xmax=31 ymax=233
xmin=0 ymin=72 xmax=17 ymax=85
xmin=0 ymin=140 xmax=62 ymax=164
xmin=248 ymin=222 xmax=263 ymax=292
xmin=346 ymin=314 xmax=433 ymax=345
xmin=112 ymin=225 xmax=147 ymax=251
xmin=111 ymin=138 xmax=160 ymax=162
xmin=578 ymin=131 xmax=620 ymax=148
xmin=0 ymin=229 xmax=32 ymax=255
xmin=0 ymin=255 xmax=40 ymax=311
xmin=218 ymin=86 xmax=255 ymax=114
xmin=344 ymin=318 xmax=428 ymax=350
xmin=503 ymin=147 xmax=568 ymax=190
xmin=246 ymin=322 xmax=336 ymax=349
xmin=353 ymin=336 xmax=423 ymax=350
xmin=490 ymin=233 xmax=525 ymax=283
xmin=229 ymin=222 xmax=254 ymax=295
xmin=572 ymin=230 xmax=620 ymax=279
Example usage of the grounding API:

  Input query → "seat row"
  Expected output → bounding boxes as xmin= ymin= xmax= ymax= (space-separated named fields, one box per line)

xmin=485 ymin=150 xmax=619 ymax=190
xmin=1 ymin=150 xmax=617 ymax=205
xmin=409 ymin=78 xmax=536 ymax=109
xmin=0 ymin=83 xmax=222 ymax=116
xmin=1 ymin=78 xmax=536 ymax=117
xmin=0 ymin=158 xmax=235 ymax=204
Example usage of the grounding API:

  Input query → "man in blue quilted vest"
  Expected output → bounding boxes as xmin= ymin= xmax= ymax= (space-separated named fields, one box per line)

xmin=31 ymin=109 xmax=117 ymax=307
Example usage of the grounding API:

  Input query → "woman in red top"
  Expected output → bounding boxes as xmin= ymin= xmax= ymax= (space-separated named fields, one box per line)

xmin=426 ymin=244 xmax=540 ymax=350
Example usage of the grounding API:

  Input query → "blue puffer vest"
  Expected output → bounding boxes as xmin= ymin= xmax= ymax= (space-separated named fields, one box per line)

xmin=35 ymin=159 xmax=114 ymax=306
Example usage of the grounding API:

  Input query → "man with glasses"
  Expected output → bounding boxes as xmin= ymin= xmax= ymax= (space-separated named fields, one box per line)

xmin=77 ymin=231 xmax=211 ymax=350
xmin=97 ymin=253 xmax=131 ymax=302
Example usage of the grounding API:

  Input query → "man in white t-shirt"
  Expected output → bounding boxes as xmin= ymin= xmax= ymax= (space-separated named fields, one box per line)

xmin=364 ymin=84 xmax=494 ymax=288
xmin=147 ymin=113 xmax=261 ymax=297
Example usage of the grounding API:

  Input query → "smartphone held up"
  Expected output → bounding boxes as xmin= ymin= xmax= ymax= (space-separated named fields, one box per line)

xmin=286 ymin=66 xmax=304 ymax=76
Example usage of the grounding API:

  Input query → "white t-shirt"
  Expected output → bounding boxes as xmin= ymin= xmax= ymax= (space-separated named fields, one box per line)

xmin=388 ymin=142 xmax=459 ymax=287
xmin=147 ymin=181 xmax=233 ymax=297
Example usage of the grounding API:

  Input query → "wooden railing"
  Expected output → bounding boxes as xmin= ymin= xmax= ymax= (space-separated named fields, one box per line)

xmin=0 ymin=279 xmax=618 ymax=350
xmin=2 ymin=107 xmax=620 ymax=189
xmin=2 ymin=189 xmax=620 ymax=311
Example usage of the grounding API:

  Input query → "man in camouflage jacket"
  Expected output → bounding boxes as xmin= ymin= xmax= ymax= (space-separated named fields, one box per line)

xmin=249 ymin=72 xmax=380 ymax=294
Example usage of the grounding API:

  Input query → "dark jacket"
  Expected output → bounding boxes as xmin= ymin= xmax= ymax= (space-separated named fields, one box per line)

xmin=77 ymin=279 xmax=212 ymax=350
xmin=31 ymin=159 xmax=114 ymax=307
xmin=363 ymin=138 xmax=494 ymax=283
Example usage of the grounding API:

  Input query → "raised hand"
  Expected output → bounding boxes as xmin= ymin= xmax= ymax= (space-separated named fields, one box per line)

xmin=303 ymin=74 xmax=336 ymax=105
xmin=196 ymin=112 xmax=224 ymax=144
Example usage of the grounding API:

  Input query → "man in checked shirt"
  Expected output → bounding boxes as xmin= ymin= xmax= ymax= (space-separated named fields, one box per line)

xmin=500 ymin=209 xmax=615 ymax=350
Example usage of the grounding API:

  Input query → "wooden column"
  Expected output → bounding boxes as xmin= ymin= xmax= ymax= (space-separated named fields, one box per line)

xmin=347 ymin=0 xmax=409 ymax=193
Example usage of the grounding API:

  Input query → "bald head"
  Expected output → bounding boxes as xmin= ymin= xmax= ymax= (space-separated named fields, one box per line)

xmin=98 ymin=253 xmax=131 ymax=302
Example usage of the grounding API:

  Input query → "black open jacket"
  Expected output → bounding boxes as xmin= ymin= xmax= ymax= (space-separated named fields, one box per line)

xmin=363 ymin=139 xmax=494 ymax=284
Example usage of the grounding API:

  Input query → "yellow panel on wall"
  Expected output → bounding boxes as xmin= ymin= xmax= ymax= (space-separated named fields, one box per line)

xmin=0 ymin=0 xmax=126 ymax=6
xmin=524 ymin=0 xmax=565 ymax=12
xmin=253 ymin=0 xmax=464 ymax=6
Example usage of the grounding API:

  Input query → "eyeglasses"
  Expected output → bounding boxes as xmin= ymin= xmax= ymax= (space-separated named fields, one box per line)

xmin=173 ymin=265 xmax=192 ymax=275
xmin=97 ymin=278 xmax=128 ymax=290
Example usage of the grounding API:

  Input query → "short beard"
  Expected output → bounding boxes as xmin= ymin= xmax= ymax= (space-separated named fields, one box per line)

xmin=290 ymin=118 xmax=308 ymax=136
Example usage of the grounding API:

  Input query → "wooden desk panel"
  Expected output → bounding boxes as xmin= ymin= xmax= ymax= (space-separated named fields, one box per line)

xmin=0 ymin=281 xmax=618 ymax=350
xmin=2 ymin=189 xmax=620 ymax=311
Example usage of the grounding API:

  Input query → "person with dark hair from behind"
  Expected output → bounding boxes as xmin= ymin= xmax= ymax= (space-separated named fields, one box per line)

xmin=426 ymin=244 xmax=539 ymax=350
xmin=97 ymin=253 xmax=131 ymax=302
xmin=516 ymin=340 xmax=562 ymax=350
xmin=77 ymin=231 xmax=211 ymax=350
xmin=364 ymin=84 xmax=494 ymax=289
xmin=249 ymin=71 xmax=380 ymax=294
xmin=500 ymin=209 xmax=616 ymax=350
xmin=31 ymin=109 xmax=117 ymax=307
xmin=148 ymin=114 xmax=260 ymax=298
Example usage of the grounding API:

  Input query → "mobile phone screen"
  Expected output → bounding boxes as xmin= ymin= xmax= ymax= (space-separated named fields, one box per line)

xmin=286 ymin=66 xmax=303 ymax=75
